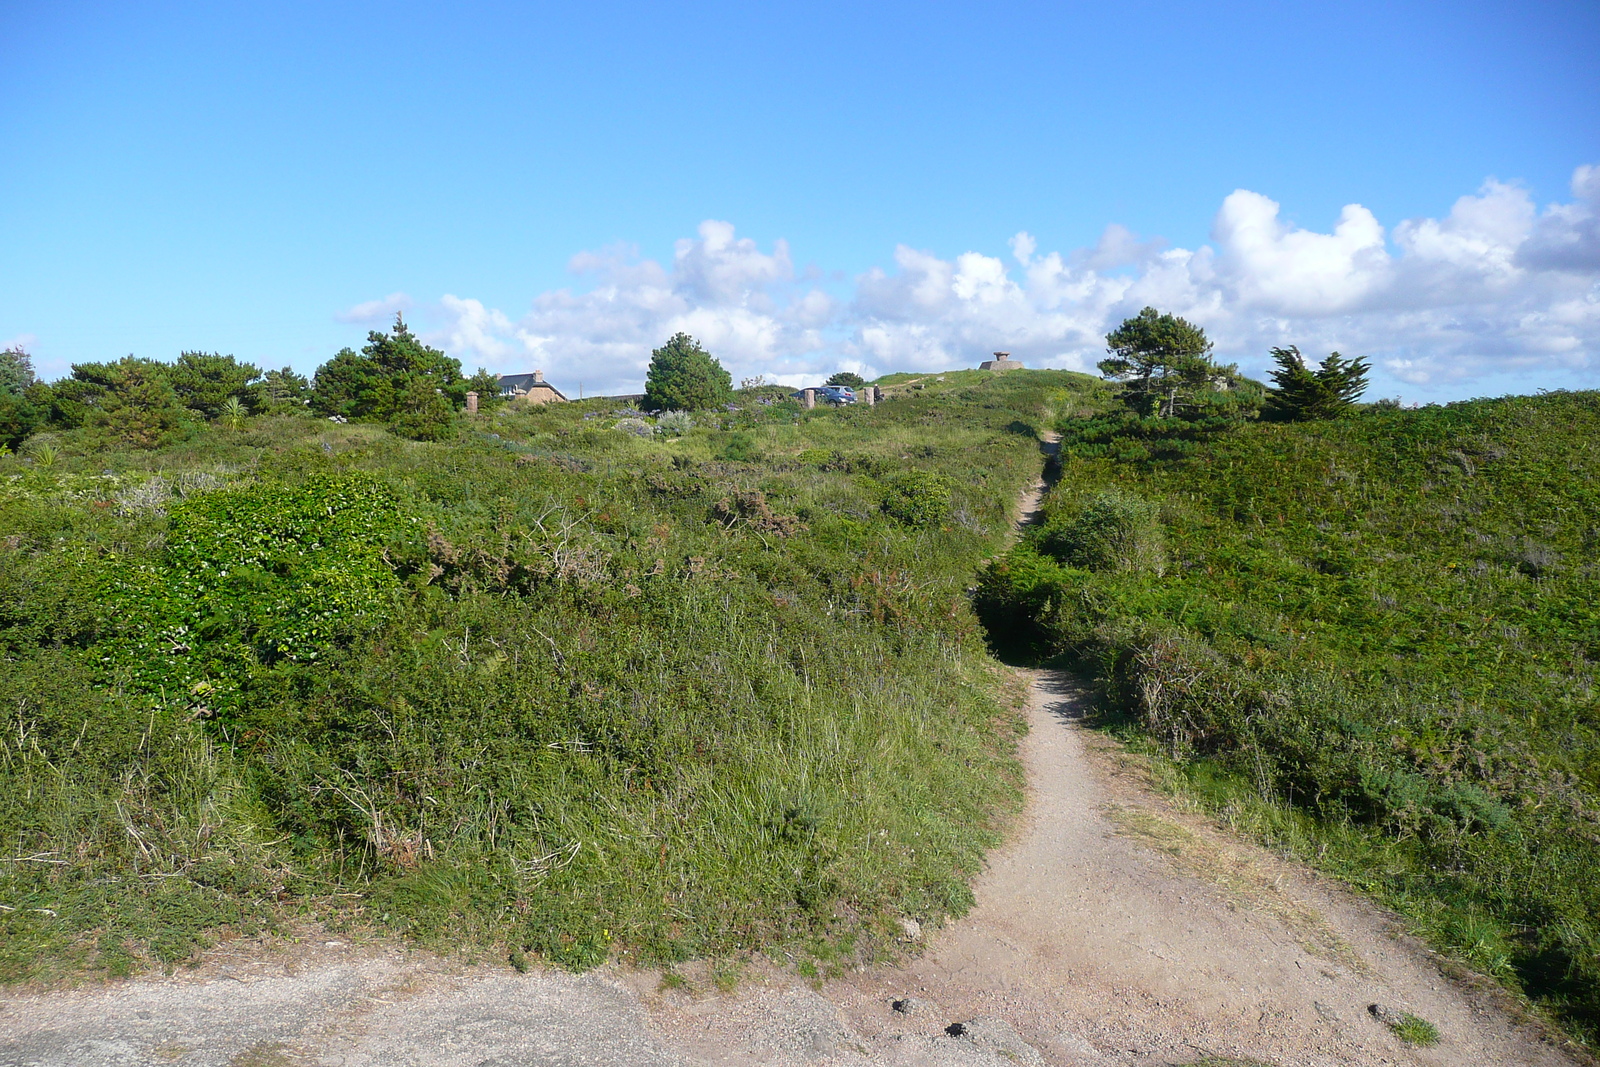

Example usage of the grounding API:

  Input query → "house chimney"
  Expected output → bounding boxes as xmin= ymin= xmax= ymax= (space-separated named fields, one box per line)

xmin=534 ymin=369 xmax=544 ymax=384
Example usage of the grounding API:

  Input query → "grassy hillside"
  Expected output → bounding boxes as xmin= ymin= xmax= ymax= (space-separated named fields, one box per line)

xmin=978 ymin=390 xmax=1600 ymax=1041
xmin=0 ymin=369 xmax=1093 ymax=981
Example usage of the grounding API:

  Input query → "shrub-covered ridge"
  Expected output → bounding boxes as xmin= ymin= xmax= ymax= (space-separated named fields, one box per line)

xmin=978 ymin=389 xmax=1600 ymax=1041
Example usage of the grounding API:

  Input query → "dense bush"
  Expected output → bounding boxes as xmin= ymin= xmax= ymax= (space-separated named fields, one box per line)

xmin=654 ymin=410 xmax=694 ymax=437
xmin=1035 ymin=488 xmax=1164 ymax=574
xmin=167 ymin=352 xmax=263 ymax=418
xmin=310 ymin=316 xmax=465 ymax=435
xmin=880 ymin=470 xmax=952 ymax=528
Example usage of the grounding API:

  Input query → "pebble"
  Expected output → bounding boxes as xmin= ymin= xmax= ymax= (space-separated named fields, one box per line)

xmin=891 ymin=997 xmax=931 ymax=1016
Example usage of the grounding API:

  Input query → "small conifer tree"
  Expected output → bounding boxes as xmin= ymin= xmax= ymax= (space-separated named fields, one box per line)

xmin=1264 ymin=346 xmax=1370 ymax=420
xmin=642 ymin=333 xmax=733 ymax=412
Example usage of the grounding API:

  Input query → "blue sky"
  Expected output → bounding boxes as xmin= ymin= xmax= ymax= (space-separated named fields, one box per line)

xmin=2 ymin=0 xmax=1597 ymax=398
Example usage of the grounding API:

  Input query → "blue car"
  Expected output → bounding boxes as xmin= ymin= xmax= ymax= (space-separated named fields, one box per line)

xmin=793 ymin=385 xmax=856 ymax=405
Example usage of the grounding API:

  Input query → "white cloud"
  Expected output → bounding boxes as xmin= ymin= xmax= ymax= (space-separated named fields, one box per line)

xmin=1211 ymin=191 xmax=1389 ymax=315
xmin=335 ymin=292 xmax=412 ymax=324
xmin=399 ymin=164 xmax=1600 ymax=397
xmin=1517 ymin=164 xmax=1600 ymax=273
xmin=2 ymin=332 xmax=37 ymax=353
xmin=438 ymin=296 xmax=516 ymax=365
xmin=413 ymin=222 xmax=834 ymax=394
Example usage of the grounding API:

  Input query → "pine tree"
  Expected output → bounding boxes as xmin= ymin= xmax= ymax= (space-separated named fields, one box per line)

xmin=642 ymin=333 xmax=733 ymax=412
xmin=1265 ymin=346 xmax=1371 ymax=420
xmin=1099 ymin=307 xmax=1220 ymax=418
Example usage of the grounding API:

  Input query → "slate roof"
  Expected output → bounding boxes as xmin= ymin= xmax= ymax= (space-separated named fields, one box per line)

xmin=498 ymin=373 xmax=567 ymax=400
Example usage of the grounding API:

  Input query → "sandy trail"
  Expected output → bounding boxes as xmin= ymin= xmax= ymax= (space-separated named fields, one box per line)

xmin=0 ymin=434 xmax=1585 ymax=1066
xmin=816 ymin=670 xmax=1579 ymax=1065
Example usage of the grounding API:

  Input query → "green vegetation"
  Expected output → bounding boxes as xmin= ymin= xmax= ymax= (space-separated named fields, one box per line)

xmin=978 ymin=389 xmax=1600 ymax=1041
xmin=1263 ymin=346 xmax=1371 ymax=422
xmin=1387 ymin=1012 xmax=1441 ymax=1047
xmin=0 ymin=362 xmax=1092 ymax=982
xmin=310 ymin=316 xmax=465 ymax=440
xmin=825 ymin=372 xmax=866 ymax=389
xmin=1099 ymin=306 xmax=1244 ymax=419
xmin=0 ymin=347 xmax=49 ymax=449
xmin=642 ymin=333 xmax=734 ymax=412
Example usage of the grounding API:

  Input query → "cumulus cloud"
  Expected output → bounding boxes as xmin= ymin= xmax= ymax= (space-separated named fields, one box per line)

xmin=404 ymin=221 xmax=835 ymax=394
xmin=335 ymin=292 xmax=412 ymax=324
xmin=1518 ymin=164 xmax=1600 ymax=273
xmin=1212 ymin=191 xmax=1389 ymax=314
xmin=394 ymin=164 xmax=1600 ymax=398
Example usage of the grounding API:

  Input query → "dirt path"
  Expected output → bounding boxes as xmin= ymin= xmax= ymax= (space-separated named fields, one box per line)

xmin=0 ymin=435 xmax=1584 ymax=1067
xmin=1012 ymin=429 xmax=1060 ymax=528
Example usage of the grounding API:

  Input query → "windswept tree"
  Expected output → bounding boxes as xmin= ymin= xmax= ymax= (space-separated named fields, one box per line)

xmin=1264 ymin=346 xmax=1371 ymax=420
xmin=825 ymin=371 xmax=867 ymax=389
xmin=1099 ymin=307 xmax=1224 ymax=418
xmin=256 ymin=367 xmax=311 ymax=412
xmin=311 ymin=315 xmax=465 ymax=438
xmin=0 ymin=345 xmax=35 ymax=395
xmin=642 ymin=333 xmax=733 ymax=412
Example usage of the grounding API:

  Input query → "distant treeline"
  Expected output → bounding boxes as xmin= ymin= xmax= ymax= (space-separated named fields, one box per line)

xmin=0 ymin=316 xmax=503 ymax=450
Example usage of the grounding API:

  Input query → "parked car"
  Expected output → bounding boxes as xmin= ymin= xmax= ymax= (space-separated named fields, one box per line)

xmin=792 ymin=385 xmax=856 ymax=405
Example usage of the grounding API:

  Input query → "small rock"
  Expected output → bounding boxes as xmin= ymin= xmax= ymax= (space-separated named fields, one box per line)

xmin=1369 ymin=1003 xmax=1402 ymax=1027
xmin=892 ymin=997 xmax=931 ymax=1016
xmin=897 ymin=917 xmax=922 ymax=942
xmin=945 ymin=1017 xmax=1045 ymax=1066
xmin=1314 ymin=1001 xmax=1339 ymax=1023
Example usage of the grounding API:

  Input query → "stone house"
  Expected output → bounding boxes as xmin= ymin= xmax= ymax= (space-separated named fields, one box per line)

xmin=498 ymin=370 xmax=568 ymax=405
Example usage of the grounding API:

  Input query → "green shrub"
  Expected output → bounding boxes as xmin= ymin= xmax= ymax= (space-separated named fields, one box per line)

xmin=717 ymin=431 xmax=761 ymax=462
xmin=880 ymin=470 xmax=951 ymax=528
xmin=654 ymin=410 xmax=694 ymax=437
xmin=642 ymin=333 xmax=733 ymax=412
xmin=1035 ymin=488 xmax=1164 ymax=574
xmin=0 ymin=365 xmax=1101 ymax=984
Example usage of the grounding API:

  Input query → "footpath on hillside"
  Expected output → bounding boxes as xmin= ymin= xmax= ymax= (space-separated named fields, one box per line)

xmin=0 ymin=433 xmax=1583 ymax=1067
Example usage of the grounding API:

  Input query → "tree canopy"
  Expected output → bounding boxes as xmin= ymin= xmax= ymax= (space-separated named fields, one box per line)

xmin=0 ymin=347 xmax=48 ymax=449
xmin=1264 ymin=346 xmax=1371 ymax=420
xmin=168 ymin=351 xmax=263 ymax=419
xmin=642 ymin=333 xmax=733 ymax=412
xmin=74 ymin=357 xmax=186 ymax=448
xmin=0 ymin=346 xmax=36 ymax=395
xmin=825 ymin=371 xmax=867 ymax=389
xmin=257 ymin=367 xmax=310 ymax=412
xmin=311 ymin=316 xmax=465 ymax=438
xmin=1099 ymin=307 xmax=1223 ymax=418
